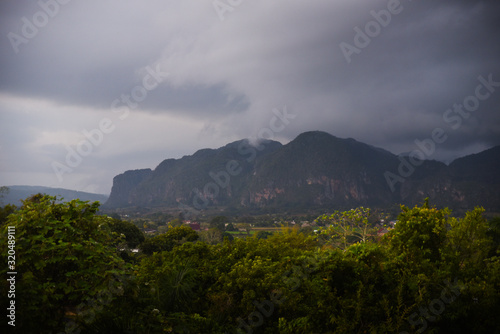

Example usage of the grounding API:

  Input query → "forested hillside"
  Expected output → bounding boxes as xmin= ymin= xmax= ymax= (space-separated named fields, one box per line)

xmin=1 ymin=195 xmax=499 ymax=333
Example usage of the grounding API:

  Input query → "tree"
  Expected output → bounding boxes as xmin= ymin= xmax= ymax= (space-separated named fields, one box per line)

xmin=127 ymin=242 xmax=217 ymax=333
xmin=256 ymin=230 xmax=273 ymax=239
xmin=386 ymin=199 xmax=448 ymax=264
xmin=141 ymin=225 xmax=199 ymax=255
xmin=383 ymin=202 xmax=500 ymax=333
xmin=0 ymin=204 xmax=16 ymax=228
xmin=108 ymin=218 xmax=145 ymax=248
xmin=199 ymin=228 xmax=223 ymax=245
xmin=0 ymin=194 xmax=129 ymax=333
xmin=442 ymin=207 xmax=491 ymax=275
xmin=225 ymin=222 xmax=237 ymax=231
xmin=108 ymin=212 xmax=121 ymax=220
xmin=209 ymin=215 xmax=229 ymax=231
xmin=486 ymin=217 xmax=500 ymax=257
xmin=168 ymin=218 xmax=183 ymax=228
xmin=319 ymin=207 xmax=373 ymax=249
xmin=222 ymin=231 xmax=235 ymax=242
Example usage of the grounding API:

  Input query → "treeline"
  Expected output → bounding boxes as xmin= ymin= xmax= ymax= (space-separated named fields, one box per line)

xmin=1 ymin=195 xmax=499 ymax=333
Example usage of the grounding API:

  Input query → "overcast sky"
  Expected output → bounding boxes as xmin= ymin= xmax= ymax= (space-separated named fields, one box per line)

xmin=1 ymin=0 xmax=499 ymax=195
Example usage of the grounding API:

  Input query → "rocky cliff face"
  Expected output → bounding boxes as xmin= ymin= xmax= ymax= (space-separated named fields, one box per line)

xmin=105 ymin=169 xmax=152 ymax=207
xmin=105 ymin=139 xmax=282 ymax=209
xmin=104 ymin=131 xmax=500 ymax=213
xmin=246 ymin=131 xmax=401 ymax=209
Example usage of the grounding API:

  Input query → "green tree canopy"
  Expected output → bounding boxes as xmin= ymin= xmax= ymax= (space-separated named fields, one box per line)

xmin=318 ymin=207 xmax=374 ymax=249
xmin=107 ymin=218 xmax=145 ymax=248
xmin=0 ymin=194 xmax=129 ymax=333
xmin=209 ymin=215 xmax=229 ymax=231
xmin=386 ymin=199 xmax=449 ymax=265
xmin=141 ymin=225 xmax=199 ymax=255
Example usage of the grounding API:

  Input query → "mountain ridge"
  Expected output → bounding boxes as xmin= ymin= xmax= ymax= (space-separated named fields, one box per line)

xmin=105 ymin=131 xmax=500 ymax=213
xmin=0 ymin=185 xmax=109 ymax=206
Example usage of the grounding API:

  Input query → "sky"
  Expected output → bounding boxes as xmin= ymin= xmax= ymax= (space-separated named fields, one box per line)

xmin=1 ymin=0 xmax=499 ymax=195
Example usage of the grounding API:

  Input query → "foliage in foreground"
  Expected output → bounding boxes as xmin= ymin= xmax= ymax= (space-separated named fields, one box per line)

xmin=0 ymin=195 xmax=499 ymax=333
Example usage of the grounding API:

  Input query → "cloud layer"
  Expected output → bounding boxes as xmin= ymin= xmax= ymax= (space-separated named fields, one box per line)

xmin=1 ymin=0 xmax=499 ymax=194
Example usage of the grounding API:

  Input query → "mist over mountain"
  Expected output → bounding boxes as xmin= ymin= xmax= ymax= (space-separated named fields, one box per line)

xmin=105 ymin=131 xmax=500 ymax=214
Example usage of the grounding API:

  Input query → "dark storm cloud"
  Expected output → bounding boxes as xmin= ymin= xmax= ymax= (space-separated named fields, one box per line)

xmin=1 ymin=0 xmax=499 ymax=193
xmin=0 ymin=0 xmax=243 ymax=116
xmin=322 ymin=0 xmax=500 ymax=156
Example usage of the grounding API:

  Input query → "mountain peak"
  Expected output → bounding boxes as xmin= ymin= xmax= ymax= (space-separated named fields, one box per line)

xmin=293 ymin=130 xmax=338 ymax=142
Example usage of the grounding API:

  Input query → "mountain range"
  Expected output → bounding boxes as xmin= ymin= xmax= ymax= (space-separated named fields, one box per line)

xmin=1 ymin=185 xmax=108 ymax=206
xmin=105 ymin=131 xmax=500 ymax=214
